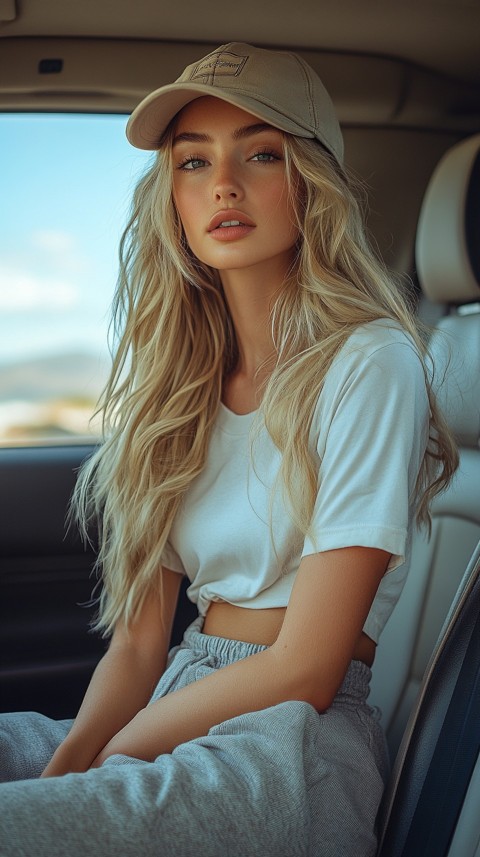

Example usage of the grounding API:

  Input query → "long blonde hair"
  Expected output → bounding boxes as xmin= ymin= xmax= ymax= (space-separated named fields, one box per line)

xmin=74 ymin=127 xmax=458 ymax=636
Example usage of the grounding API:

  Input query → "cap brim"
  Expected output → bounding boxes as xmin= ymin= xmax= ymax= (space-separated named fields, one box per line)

xmin=126 ymin=82 xmax=316 ymax=150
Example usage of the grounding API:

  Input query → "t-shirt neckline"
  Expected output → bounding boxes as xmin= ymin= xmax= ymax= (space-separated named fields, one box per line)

xmin=218 ymin=401 xmax=257 ymax=436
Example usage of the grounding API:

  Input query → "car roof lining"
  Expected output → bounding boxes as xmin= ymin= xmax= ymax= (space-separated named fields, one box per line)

xmin=1 ymin=38 xmax=479 ymax=135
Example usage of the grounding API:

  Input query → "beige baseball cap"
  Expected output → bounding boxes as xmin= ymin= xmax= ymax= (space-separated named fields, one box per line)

xmin=126 ymin=42 xmax=344 ymax=164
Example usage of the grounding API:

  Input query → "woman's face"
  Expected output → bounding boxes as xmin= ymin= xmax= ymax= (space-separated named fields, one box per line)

xmin=171 ymin=96 xmax=299 ymax=278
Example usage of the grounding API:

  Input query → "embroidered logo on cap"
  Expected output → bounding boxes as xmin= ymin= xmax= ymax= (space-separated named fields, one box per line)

xmin=191 ymin=51 xmax=248 ymax=81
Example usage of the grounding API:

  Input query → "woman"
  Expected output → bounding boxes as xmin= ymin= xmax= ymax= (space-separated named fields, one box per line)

xmin=0 ymin=43 xmax=457 ymax=856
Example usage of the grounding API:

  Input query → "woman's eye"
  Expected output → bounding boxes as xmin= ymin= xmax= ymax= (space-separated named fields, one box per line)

xmin=178 ymin=157 xmax=207 ymax=171
xmin=251 ymin=150 xmax=279 ymax=163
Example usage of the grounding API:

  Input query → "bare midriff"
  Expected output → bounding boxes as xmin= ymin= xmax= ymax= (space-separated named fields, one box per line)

xmin=202 ymin=601 xmax=376 ymax=667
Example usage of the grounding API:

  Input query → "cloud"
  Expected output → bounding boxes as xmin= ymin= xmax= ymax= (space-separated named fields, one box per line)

xmin=31 ymin=229 xmax=88 ymax=274
xmin=32 ymin=229 xmax=76 ymax=254
xmin=0 ymin=263 xmax=79 ymax=311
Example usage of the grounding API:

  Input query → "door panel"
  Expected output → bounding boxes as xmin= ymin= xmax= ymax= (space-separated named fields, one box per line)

xmin=0 ymin=445 xmax=197 ymax=719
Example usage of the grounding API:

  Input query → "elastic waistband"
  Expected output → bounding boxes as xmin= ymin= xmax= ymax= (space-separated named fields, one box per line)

xmin=183 ymin=616 xmax=268 ymax=665
xmin=182 ymin=616 xmax=372 ymax=702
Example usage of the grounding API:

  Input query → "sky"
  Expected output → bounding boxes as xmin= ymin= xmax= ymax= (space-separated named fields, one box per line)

xmin=0 ymin=113 xmax=153 ymax=365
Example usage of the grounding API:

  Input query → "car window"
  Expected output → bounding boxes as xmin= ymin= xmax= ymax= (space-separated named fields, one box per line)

xmin=0 ymin=113 xmax=151 ymax=446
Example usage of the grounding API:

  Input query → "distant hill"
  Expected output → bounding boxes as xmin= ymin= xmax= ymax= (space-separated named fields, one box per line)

xmin=0 ymin=352 xmax=112 ymax=403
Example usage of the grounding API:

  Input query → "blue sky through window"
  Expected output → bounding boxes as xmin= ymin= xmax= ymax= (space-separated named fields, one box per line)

xmin=0 ymin=113 xmax=152 ymax=365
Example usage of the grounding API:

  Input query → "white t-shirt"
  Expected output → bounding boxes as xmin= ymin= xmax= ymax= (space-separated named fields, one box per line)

xmin=161 ymin=319 xmax=430 ymax=643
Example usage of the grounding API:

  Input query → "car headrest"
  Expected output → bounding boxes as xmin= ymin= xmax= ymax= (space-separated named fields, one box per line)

xmin=429 ymin=313 xmax=480 ymax=449
xmin=416 ymin=134 xmax=480 ymax=305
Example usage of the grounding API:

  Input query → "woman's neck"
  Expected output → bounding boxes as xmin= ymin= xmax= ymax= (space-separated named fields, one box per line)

xmin=220 ymin=256 xmax=292 ymax=377
xmin=219 ymin=265 xmax=281 ymax=414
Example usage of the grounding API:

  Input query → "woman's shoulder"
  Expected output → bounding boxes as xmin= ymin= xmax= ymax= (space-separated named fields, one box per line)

xmin=339 ymin=317 xmax=419 ymax=358
xmin=319 ymin=317 xmax=426 ymax=407
xmin=329 ymin=318 xmax=423 ymax=379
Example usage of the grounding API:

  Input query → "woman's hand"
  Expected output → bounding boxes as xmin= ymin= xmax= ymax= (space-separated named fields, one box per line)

xmin=40 ymin=739 xmax=96 ymax=778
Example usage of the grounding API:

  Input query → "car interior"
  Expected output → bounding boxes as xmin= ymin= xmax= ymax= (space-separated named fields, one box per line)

xmin=1 ymin=2 xmax=479 ymax=854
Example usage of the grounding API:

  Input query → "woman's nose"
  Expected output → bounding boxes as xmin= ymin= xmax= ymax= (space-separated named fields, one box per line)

xmin=212 ymin=162 xmax=243 ymax=202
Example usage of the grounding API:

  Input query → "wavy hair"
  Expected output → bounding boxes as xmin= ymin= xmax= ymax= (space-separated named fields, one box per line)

xmin=74 ymin=126 xmax=458 ymax=636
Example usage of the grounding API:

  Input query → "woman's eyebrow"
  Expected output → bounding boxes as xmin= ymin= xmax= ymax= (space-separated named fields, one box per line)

xmin=232 ymin=122 xmax=276 ymax=140
xmin=172 ymin=131 xmax=211 ymax=147
xmin=172 ymin=123 xmax=277 ymax=147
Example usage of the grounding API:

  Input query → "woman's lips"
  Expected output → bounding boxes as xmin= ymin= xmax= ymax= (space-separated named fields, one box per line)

xmin=207 ymin=210 xmax=256 ymax=241
xmin=209 ymin=222 xmax=256 ymax=241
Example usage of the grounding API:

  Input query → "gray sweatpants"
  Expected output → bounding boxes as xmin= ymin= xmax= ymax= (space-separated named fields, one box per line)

xmin=0 ymin=617 xmax=389 ymax=856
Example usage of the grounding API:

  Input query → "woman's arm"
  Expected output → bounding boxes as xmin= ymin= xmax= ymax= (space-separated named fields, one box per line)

xmin=92 ymin=546 xmax=389 ymax=765
xmin=41 ymin=567 xmax=182 ymax=777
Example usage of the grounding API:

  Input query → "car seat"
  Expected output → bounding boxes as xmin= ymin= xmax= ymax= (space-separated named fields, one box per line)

xmin=369 ymin=132 xmax=480 ymax=762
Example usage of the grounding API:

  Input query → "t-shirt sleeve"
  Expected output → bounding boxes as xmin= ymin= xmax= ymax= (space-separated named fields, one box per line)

xmin=160 ymin=539 xmax=186 ymax=574
xmin=301 ymin=337 xmax=430 ymax=569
